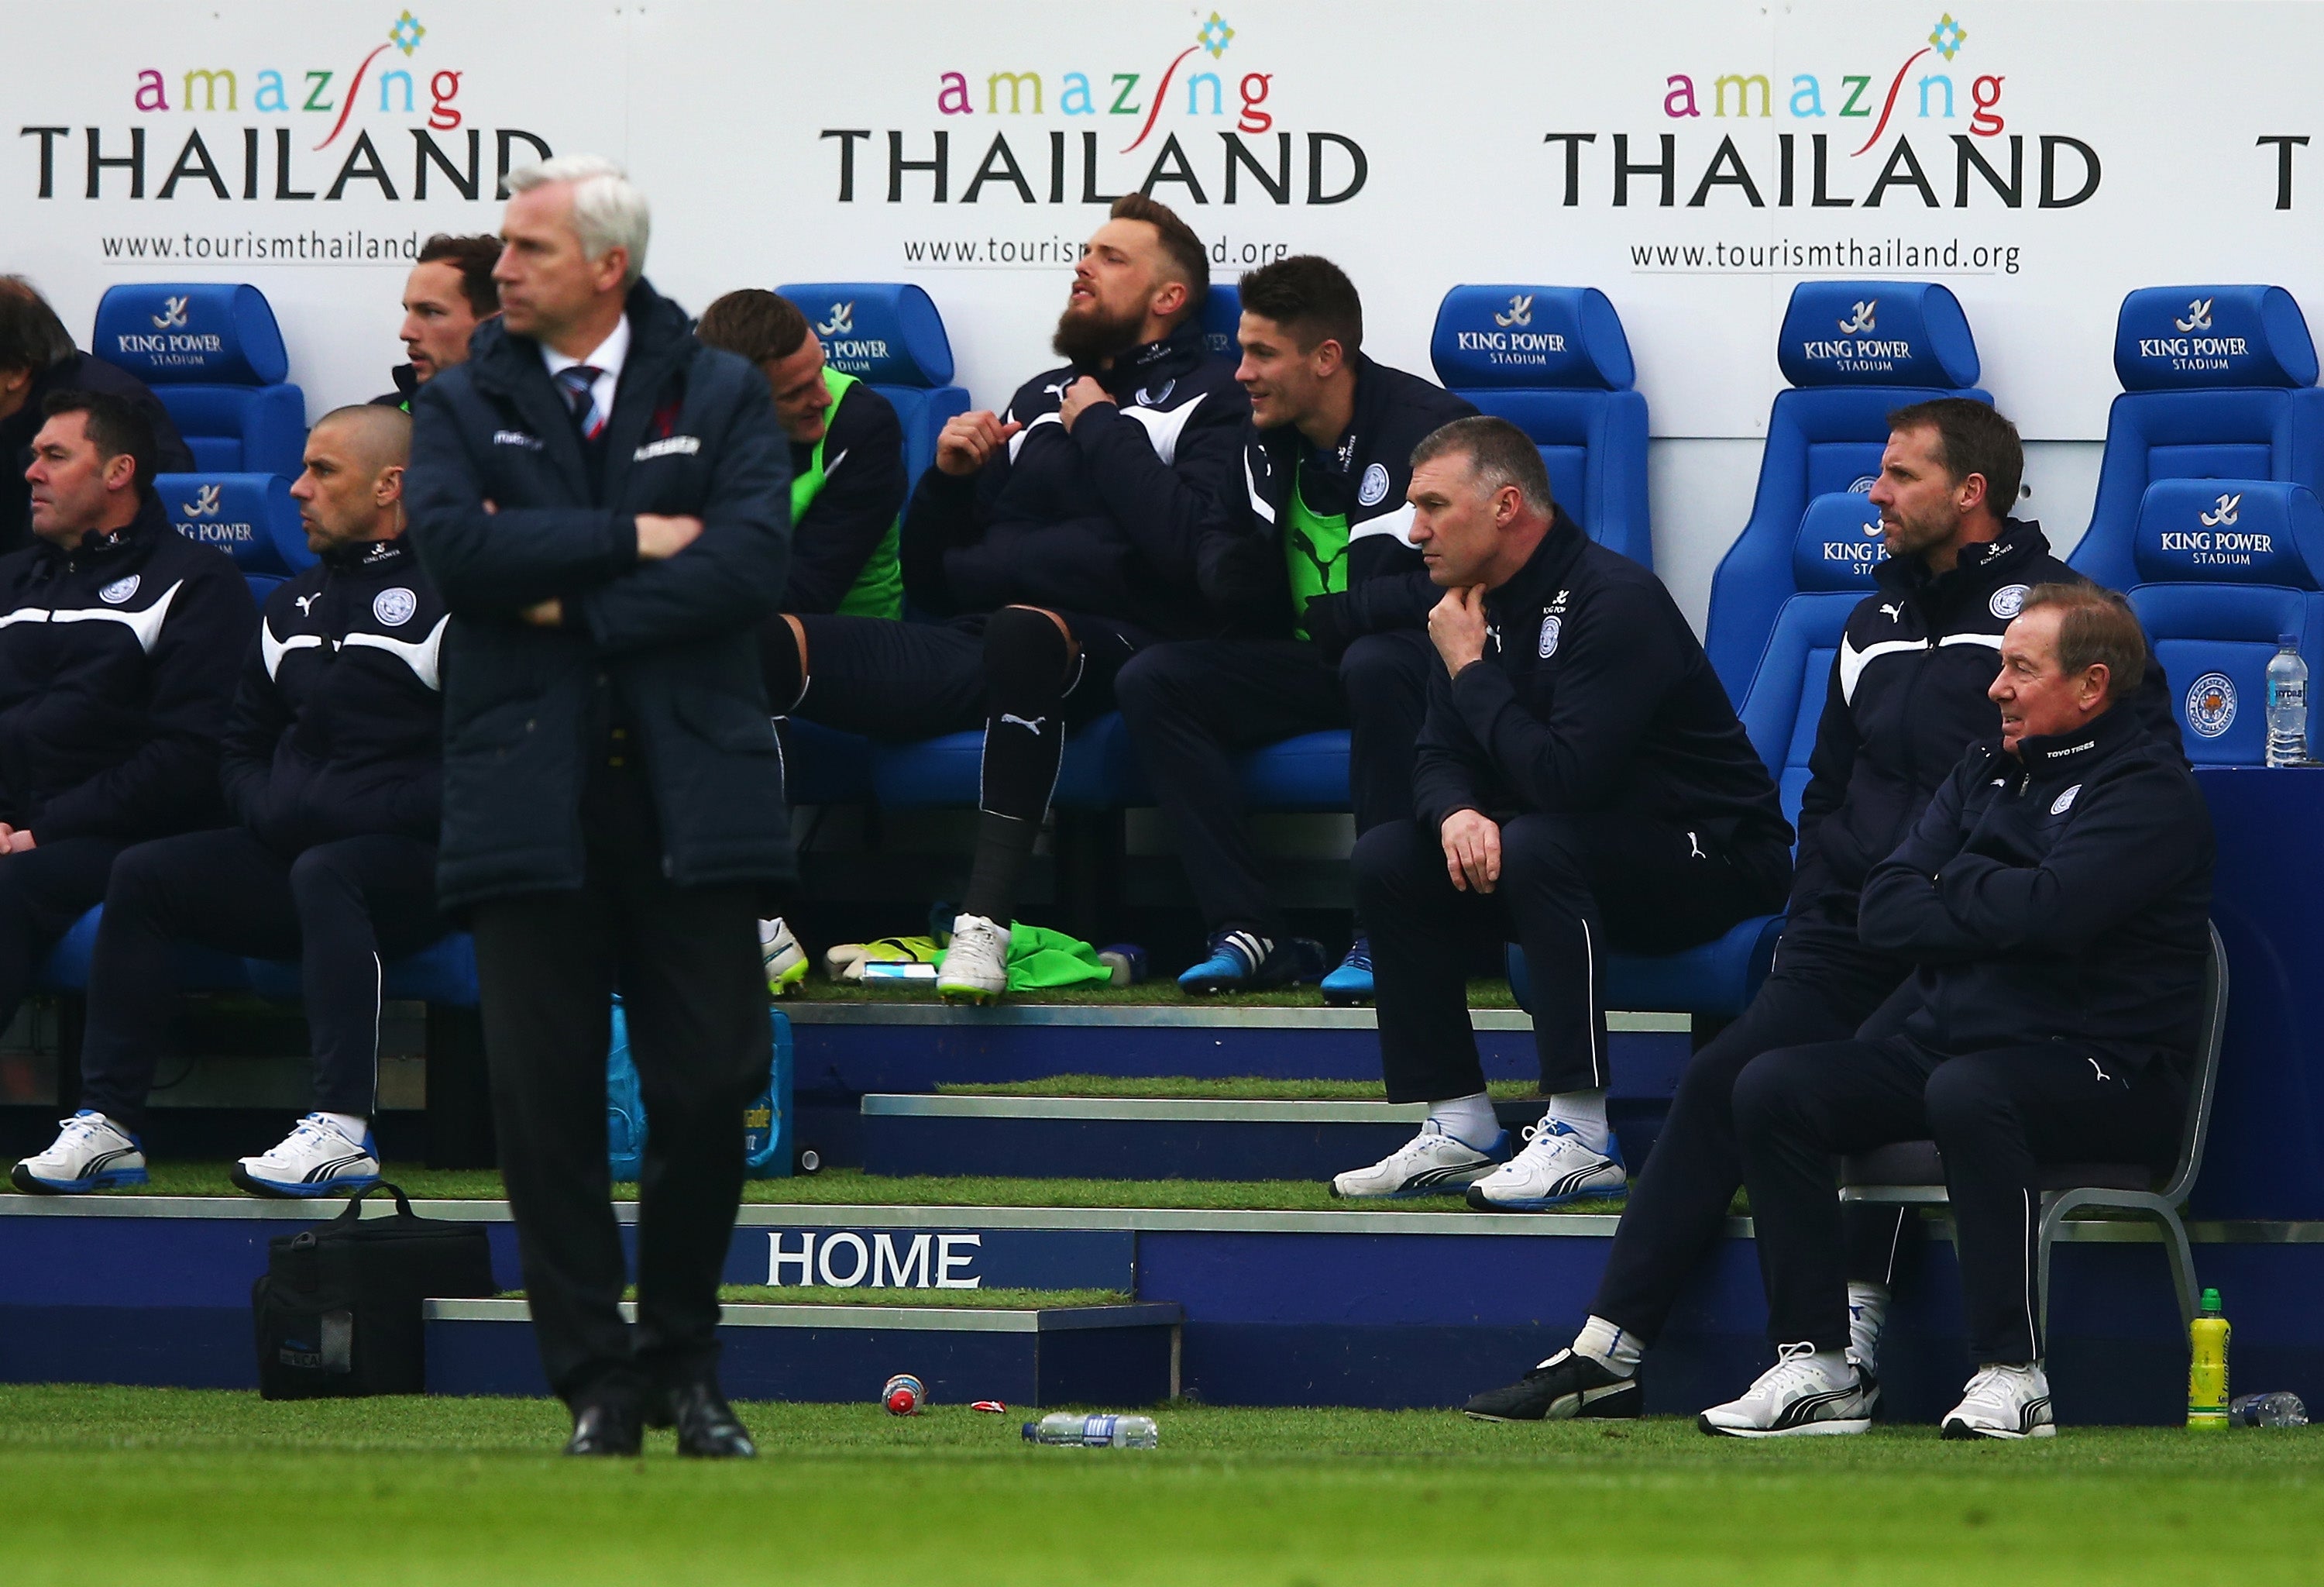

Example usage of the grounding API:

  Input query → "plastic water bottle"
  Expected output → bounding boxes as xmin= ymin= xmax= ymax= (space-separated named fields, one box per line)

xmin=2188 ymin=1287 xmax=2230 ymax=1428
xmin=1021 ymin=1413 xmax=1159 ymax=1448
xmin=2229 ymin=1391 xmax=2309 ymax=1427
xmin=2265 ymin=635 xmax=2309 ymax=766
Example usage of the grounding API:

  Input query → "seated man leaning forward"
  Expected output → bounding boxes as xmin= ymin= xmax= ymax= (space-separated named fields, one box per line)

xmin=1706 ymin=581 xmax=2210 ymax=1441
xmin=15 ymin=407 xmax=448 ymax=1197
xmin=1336 ymin=417 xmax=1793 ymax=1207
xmin=758 ymin=194 xmax=1250 ymax=1004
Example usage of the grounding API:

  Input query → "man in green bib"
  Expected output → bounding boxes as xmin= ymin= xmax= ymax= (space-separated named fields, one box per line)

xmin=1116 ymin=256 xmax=1476 ymax=999
xmin=697 ymin=290 xmax=906 ymax=618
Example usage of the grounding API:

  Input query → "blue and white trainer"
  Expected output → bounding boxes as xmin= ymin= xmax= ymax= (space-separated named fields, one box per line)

xmin=1177 ymin=930 xmax=1323 ymax=995
xmin=1464 ymin=1119 xmax=1628 ymax=1210
xmin=1331 ymin=1120 xmax=1510 ymax=1198
xmin=12 ymin=1110 xmax=147 ymax=1194
xmin=230 ymin=1114 xmax=382 ymax=1199
xmin=1318 ymin=937 xmax=1374 ymax=1005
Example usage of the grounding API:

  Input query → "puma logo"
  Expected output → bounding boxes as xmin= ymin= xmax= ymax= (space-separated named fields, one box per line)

xmin=294 ymin=594 xmax=318 ymax=615
xmin=1879 ymin=602 xmax=1903 ymax=621
xmin=999 ymin=713 xmax=1047 ymax=733
xmin=2086 ymin=1055 xmax=2113 ymax=1083
xmin=1686 ymin=831 xmax=1706 ymax=860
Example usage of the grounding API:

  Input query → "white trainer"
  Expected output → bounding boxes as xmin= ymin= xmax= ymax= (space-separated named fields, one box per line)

xmin=758 ymin=917 xmax=809 ymax=997
xmin=1699 ymin=1341 xmax=1875 ymax=1437
xmin=1465 ymin=1119 xmax=1627 ymax=1210
xmin=11 ymin=1110 xmax=146 ymax=1194
xmin=1331 ymin=1120 xmax=1508 ymax=1199
xmin=937 ymin=912 xmax=1010 ymax=1004
xmin=1942 ymin=1362 xmax=2056 ymax=1441
xmin=230 ymin=1114 xmax=382 ymax=1199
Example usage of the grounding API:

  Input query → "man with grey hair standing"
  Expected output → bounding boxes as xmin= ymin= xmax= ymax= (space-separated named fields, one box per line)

xmin=407 ymin=155 xmax=792 ymax=1458
xmin=1332 ymin=417 xmax=1792 ymax=1211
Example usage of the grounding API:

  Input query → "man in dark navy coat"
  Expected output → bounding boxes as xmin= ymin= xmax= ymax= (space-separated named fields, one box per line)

xmin=50 ymin=406 xmax=447 ymax=1201
xmin=407 ymin=155 xmax=791 ymax=1460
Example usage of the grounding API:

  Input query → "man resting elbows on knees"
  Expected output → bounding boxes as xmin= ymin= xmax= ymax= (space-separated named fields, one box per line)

xmin=1705 ymin=582 xmax=2210 ymax=1439
xmin=16 ymin=406 xmax=448 ymax=1197
xmin=1335 ymin=417 xmax=1793 ymax=1206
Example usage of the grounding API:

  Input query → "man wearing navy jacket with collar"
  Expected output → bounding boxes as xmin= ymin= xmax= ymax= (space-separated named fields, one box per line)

xmin=1335 ymin=417 xmax=1793 ymax=1205
xmin=1706 ymin=582 xmax=2210 ymax=1441
xmin=760 ymin=194 xmax=1250 ymax=1004
xmin=0 ymin=391 xmax=249 ymax=1145
xmin=1116 ymin=255 xmax=1474 ymax=999
xmin=407 ymin=155 xmax=790 ymax=1460
xmin=20 ymin=406 xmax=448 ymax=1202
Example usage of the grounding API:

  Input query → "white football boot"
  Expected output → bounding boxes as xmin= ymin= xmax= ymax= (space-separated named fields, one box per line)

xmin=1330 ymin=1120 xmax=1508 ymax=1199
xmin=1941 ymin=1362 xmax=2056 ymax=1440
xmin=231 ymin=1114 xmax=382 ymax=1199
xmin=758 ymin=917 xmax=809 ymax=997
xmin=1698 ymin=1341 xmax=1875 ymax=1437
xmin=1465 ymin=1119 xmax=1628 ymax=1210
xmin=11 ymin=1110 xmax=146 ymax=1194
xmin=937 ymin=912 xmax=1010 ymax=1004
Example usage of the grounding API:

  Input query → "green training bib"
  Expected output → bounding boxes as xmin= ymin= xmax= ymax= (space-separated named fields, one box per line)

xmin=790 ymin=367 xmax=904 ymax=621
xmin=1284 ymin=458 xmax=1351 ymax=641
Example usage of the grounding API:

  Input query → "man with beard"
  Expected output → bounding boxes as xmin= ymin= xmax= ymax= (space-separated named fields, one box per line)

xmin=760 ymin=194 xmax=1250 ymax=1003
xmin=1457 ymin=398 xmax=2183 ymax=1425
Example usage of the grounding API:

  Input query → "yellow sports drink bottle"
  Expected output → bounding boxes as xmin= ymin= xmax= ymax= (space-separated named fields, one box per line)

xmin=2187 ymin=1287 xmax=2229 ymax=1428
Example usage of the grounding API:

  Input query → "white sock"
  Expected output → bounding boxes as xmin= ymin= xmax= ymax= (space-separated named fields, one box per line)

xmin=318 ymin=1111 xmax=369 ymax=1143
xmin=1426 ymin=1092 xmax=1499 ymax=1150
xmin=1847 ymin=1281 xmax=1889 ymax=1374
xmin=1572 ymin=1313 xmax=1642 ymax=1378
xmin=1541 ymin=1088 xmax=1611 ymax=1155
xmin=1803 ymin=1348 xmax=1855 ymax=1387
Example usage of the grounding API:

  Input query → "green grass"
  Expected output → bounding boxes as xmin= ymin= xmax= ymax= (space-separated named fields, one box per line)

xmin=0 ymin=1387 xmax=2314 ymax=1584
xmin=786 ymin=977 xmax=1519 ymax=1008
xmin=105 ymin=1164 xmax=1624 ymax=1215
xmin=496 ymin=1286 xmax=1136 ymax=1309
xmin=936 ymin=1074 xmax=1544 ymax=1101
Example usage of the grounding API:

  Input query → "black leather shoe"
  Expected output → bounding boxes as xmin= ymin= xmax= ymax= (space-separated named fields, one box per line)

xmin=563 ymin=1396 xmax=645 ymax=1456
xmin=663 ymin=1379 xmax=757 ymax=1458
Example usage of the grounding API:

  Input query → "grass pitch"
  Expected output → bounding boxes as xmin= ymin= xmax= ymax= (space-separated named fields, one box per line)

xmin=0 ymin=1387 xmax=2313 ymax=1585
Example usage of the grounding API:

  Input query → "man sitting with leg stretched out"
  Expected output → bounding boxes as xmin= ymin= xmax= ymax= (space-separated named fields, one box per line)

xmin=760 ymin=194 xmax=1251 ymax=1003
xmin=1333 ymin=417 xmax=1793 ymax=1206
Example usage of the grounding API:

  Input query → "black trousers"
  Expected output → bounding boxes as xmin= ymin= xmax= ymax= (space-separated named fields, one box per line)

xmin=77 ymin=828 xmax=445 ymax=1132
xmin=1114 ymin=630 xmax=1434 ymax=936
xmin=1733 ymin=1034 xmax=2185 ymax=1364
xmin=469 ymin=763 xmax=771 ymax=1406
xmin=1590 ymin=895 xmax=1917 ymax=1344
xmin=0 ymin=835 xmax=123 ymax=1036
xmin=783 ymin=608 xmax=1147 ymax=824
xmin=1356 ymin=813 xmax=1787 ymax=1101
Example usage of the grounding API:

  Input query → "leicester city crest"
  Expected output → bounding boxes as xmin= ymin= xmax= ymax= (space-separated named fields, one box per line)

xmin=2185 ymin=672 xmax=2236 ymax=738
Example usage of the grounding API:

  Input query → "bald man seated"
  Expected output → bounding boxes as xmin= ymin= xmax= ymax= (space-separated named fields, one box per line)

xmin=15 ymin=406 xmax=452 ymax=1199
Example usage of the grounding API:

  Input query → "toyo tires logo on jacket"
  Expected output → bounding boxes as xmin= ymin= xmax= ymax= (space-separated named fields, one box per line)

xmin=823 ymin=11 xmax=1367 ymax=217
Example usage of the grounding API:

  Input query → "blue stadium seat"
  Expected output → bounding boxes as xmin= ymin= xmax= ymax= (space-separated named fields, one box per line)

xmin=775 ymin=283 xmax=968 ymax=491
xmin=1517 ymin=493 xmax=1881 ymax=1016
xmin=1703 ymin=281 xmax=1988 ymax=699
xmin=1431 ymin=285 xmax=1652 ymax=567
xmin=91 ymin=284 xmax=306 ymax=480
xmin=2125 ymin=479 xmax=2324 ymax=766
xmin=871 ymin=714 xmax=1152 ymax=811
xmin=1199 ymin=283 xmax=1242 ymax=361
xmin=41 ymin=904 xmax=480 ymax=1008
xmin=152 ymin=471 xmax=312 ymax=603
xmin=2069 ymin=286 xmax=2324 ymax=594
